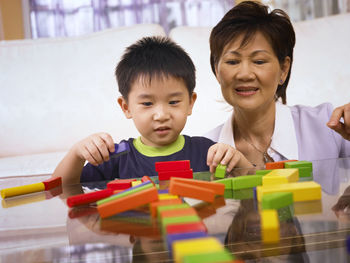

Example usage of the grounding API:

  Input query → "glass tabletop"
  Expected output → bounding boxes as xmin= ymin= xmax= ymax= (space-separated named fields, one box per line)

xmin=1 ymin=157 xmax=350 ymax=263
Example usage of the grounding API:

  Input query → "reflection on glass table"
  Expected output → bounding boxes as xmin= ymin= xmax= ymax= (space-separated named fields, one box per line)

xmin=1 ymin=157 xmax=350 ymax=262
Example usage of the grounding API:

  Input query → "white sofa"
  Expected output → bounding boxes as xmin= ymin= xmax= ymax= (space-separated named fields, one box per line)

xmin=1 ymin=14 xmax=350 ymax=177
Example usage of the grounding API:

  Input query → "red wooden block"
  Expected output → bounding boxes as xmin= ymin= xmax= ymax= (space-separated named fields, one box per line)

xmin=171 ymin=177 xmax=225 ymax=195
xmin=141 ymin=176 xmax=155 ymax=185
xmin=265 ymin=160 xmax=298 ymax=170
xmin=67 ymin=188 xmax=114 ymax=207
xmin=158 ymin=169 xmax=193 ymax=181
xmin=166 ymin=221 xmax=207 ymax=235
xmin=107 ymin=179 xmax=136 ymax=190
xmin=98 ymin=187 xmax=159 ymax=219
xmin=149 ymin=198 xmax=183 ymax=217
xmin=42 ymin=177 xmax=62 ymax=190
xmin=169 ymin=180 xmax=215 ymax=203
xmin=155 ymin=160 xmax=190 ymax=172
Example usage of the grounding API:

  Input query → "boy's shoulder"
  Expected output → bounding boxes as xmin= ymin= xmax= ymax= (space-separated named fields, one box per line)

xmin=183 ymin=135 xmax=215 ymax=146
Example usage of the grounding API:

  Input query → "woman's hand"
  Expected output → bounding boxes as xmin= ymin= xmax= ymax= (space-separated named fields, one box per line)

xmin=72 ymin=132 xmax=115 ymax=166
xmin=327 ymin=103 xmax=350 ymax=141
xmin=207 ymin=143 xmax=252 ymax=173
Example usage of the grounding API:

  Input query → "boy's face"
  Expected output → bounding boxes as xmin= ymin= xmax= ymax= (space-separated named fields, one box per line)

xmin=118 ymin=75 xmax=196 ymax=147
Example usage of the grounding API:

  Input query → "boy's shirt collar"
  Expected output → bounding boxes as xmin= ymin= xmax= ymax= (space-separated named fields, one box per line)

xmin=133 ymin=135 xmax=185 ymax=157
xmin=217 ymin=102 xmax=298 ymax=160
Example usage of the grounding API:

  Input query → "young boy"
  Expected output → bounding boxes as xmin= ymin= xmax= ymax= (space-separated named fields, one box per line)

xmin=53 ymin=36 xmax=251 ymax=185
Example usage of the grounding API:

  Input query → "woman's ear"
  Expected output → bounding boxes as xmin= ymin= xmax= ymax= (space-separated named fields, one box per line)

xmin=281 ymin=56 xmax=291 ymax=83
xmin=117 ymin=96 xmax=132 ymax=119
xmin=187 ymin=92 xmax=197 ymax=116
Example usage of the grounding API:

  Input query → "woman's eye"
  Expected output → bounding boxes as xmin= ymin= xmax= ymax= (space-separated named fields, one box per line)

xmin=141 ymin=102 xmax=152 ymax=106
xmin=169 ymin=100 xmax=180 ymax=105
xmin=226 ymin=60 xmax=239 ymax=65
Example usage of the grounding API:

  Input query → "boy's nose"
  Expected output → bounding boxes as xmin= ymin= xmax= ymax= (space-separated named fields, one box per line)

xmin=153 ymin=105 xmax=170 ymax=121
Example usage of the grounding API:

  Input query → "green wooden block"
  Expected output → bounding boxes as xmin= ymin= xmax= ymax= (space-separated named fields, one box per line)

xmin=261 ymin=192 xmax=293 ymax=210
xmin=255 ymin=169 xmax=273 ymax=175
xmin=215 ymin=164 xmax=226 ymax=179
xmin=157 ymin=203 xmax=190 ymax=219
xmin=298 ymin=167 xmax=313 ymax=178
xmin=183 ymin=250 xmax=234 ymax=263
xmin=277 ymin=205 xmax=294 ymax=222
xmin=215 ymin=178 xmax=232 ymax=189
xmin=193 ymin=171 xmax=212 ymax=181
xmin=231 ymin=175 xmax=263 ymax=190
xmin=284 ymin=161 xmax=312 ymax=169
xmin=161 ymin=215 xmax=200 ymax=232
xmin=97 ymin=183 xmax=153 ymax=205
xmin=224 ymin=189 xmax=234 ymax=199
xmin=232 ymin=188 xmax=254 ymax=200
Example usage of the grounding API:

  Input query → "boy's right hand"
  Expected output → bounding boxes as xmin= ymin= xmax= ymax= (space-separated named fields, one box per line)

xmin=72 ymin=132 xmax=115 ymax=166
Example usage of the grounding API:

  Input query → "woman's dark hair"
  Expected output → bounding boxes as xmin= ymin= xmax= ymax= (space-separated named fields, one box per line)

xmin=210 ymin=1 xmax=295 ymax=104
xmin=116 ymin=36 xmax=196 ymax=101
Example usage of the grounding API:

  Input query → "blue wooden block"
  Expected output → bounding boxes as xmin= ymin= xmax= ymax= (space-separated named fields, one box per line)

xmin=158 ymin=189 xmax=169 ymax=194
xmin=167 ymin=231 xmax=208 ymax=254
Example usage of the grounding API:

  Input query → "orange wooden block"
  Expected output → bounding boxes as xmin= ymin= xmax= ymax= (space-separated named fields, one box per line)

xmin=97 ymin=187 xmax=158 ymax=219
xmin=149 ymin=198 xmax=183 ymax=217
xmin=159 ymin=207 xmax=197 ymax=218
xmin=265 ymin=160 xmax=298 ymax=170
xmin=169 ymin=181 xmax=216 ymax=203
xmin=171 ymin=177 xmax=225 ymax=195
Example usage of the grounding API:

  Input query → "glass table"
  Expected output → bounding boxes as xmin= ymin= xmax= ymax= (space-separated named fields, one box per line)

xmin=1 ymin=157 xmax=350 ymax=262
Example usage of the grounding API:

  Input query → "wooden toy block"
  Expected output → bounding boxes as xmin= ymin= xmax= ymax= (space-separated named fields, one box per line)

xmin=97 ymin=181 xmax=153 ymax=205
xmin=261 ymin=209 xmax=280 ymax=244
xmin=232 ymin=175 xmax=263 ymax=190
xmin=107 ymin=179 xmax=136 ymax=190
xmin=215 ymin=178 xmax=233 ymax=189
xmin=257 ymin=181 xmax=321 ymax=202
xmin=182 ymin=250 xmax=234 ymax=263
xmin=158 ymin=193 xmax=179 ymax=200
xmin=166 ymin=222 xmax=207 ymax=235
xmin=215 ymin=164 xmax=226 ymax=179
xmin=297 ymin=167 xmax=313 ymax=178
xmin=261 ymin=192 xmax=293 ymax=210
xmin=160 ymin=207 xmax=197 ymax=219
xmin=158 ymin=189 xmax=169 ymax=194
xmin=232 ymin=188 xmax=254 ymax=200
xmin=157 ymin=203 xmax=190 ymax=219
xmin=97 ymin=186 xmax=158 ymax=219
xmin=42 ymin=177 xmax=62 ymax=190
xmin=276 ymin=205 xmax=294 ymax=222
xmin=262 ymin=176 xmax=289 ymax=185
xmin=161 ymin=215 xmax=201 ymax=232
xmin=155 ymin=160 xmax=190 ymax=172
xmin=172 ymin=237 xmax=224 ymax=263
xmin=284 ymin=160 xmax=312 ymax=169
xmin=1 ymin=182 xmax=45 ymax=198
xmin=265 ymin=168 xmax=299 ymax=181
xmin=131 ymin=181 xmax=142 ymax=187
xmin=193 ymin=171 xmax=212 ymax=181
xmin=169 ymin=180 xmax=216 ymax=203
xmin=167 ymin=231 xmax=208 ymax=252
xmin=150 ymin=199 xmax=183 ymax=217
xmin=224 ymin=189 xmax=233 ymax=199
xmin=255 ymin=169 xmax=273 ymax=175
xmin=109 ymin=141 xmax=130 ymax=157
xmin=141 ymin=175 xmax=155 ymax=185
xmin=67 ymin=188 xmax=114 ymax=207
xmin=294 ymin=200 xmax=322 ymax=215
xmin=265 ymin=160 xmax=298 ymax=169
xmin=158 ymin=169 xmax=193 ymax=181
xmin=171 ymin=177 xmax=225 ymax=195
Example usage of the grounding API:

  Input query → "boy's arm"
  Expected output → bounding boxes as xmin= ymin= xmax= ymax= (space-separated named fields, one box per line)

xmin=52 ymin=133 xmax=115 ymax=185
xmin=206 ymin=143 xmax=253 ymax=174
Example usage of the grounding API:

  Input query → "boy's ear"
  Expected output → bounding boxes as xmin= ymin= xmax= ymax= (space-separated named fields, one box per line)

xmin=117 ymin=96 xmax=132 ymax=119
xmin=187 ymin=92 xmax=197 ymax=116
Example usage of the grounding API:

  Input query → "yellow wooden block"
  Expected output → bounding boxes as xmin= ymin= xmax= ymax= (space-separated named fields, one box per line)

xmin=131 ymin=181 xmax=142 ymax=187
xmin=261 ymin=209 xmax=280 ymax=244
xmin=173 ymin=237 xmax=224 ymax=263
xmin=263 ymin=168 xmax=299 ymax=186
xmin=158 ymin=193 xmax=178 ymax=200
xmin=1 ymin=182 xmax=45 ymax=198
xmin=257 ymin=181 xmax=321 ymax=202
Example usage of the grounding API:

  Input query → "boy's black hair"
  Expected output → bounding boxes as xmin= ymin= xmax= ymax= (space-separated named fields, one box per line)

xmin=115 ymin=36 xmax=196 ymax=101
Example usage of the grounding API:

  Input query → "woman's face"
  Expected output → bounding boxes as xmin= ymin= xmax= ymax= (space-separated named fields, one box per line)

xmin=215 ymin=32 xmax=290 ymax=112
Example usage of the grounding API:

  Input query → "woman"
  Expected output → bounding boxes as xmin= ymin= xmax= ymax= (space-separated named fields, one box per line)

xmin=205 ymin=1 xmax=350 ymax=167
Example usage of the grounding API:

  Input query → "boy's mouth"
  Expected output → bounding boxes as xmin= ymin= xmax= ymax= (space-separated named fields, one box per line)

xmin=154 ymin=126 xmax=170 ymax=134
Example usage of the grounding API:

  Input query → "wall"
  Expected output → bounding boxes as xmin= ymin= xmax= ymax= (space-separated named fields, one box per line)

xmin=0 ymin=0 xmax=24 ymax=40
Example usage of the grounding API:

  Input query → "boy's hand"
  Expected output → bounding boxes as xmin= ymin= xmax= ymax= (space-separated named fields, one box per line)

xmin=207 ymin=143 xmax=249 ymax=173
xmin=72 ymin=133 xmax=115 ymax=166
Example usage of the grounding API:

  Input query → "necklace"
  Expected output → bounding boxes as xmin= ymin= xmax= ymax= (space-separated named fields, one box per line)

xmin=235 ymin=122 xmax=274 ymax=165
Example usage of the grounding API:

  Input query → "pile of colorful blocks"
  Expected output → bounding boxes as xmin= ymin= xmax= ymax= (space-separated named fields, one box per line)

xmin=215 ymin=160 xmax=320 ymax=244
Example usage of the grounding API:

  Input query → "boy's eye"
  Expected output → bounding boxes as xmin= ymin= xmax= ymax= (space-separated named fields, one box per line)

xmin=169 ymin=100 xmax=180 ymax=105
xmin=141 ymin=102 xmax=152 ymax=106
xmin=254 ymin=60 xmax=266 ymax=65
